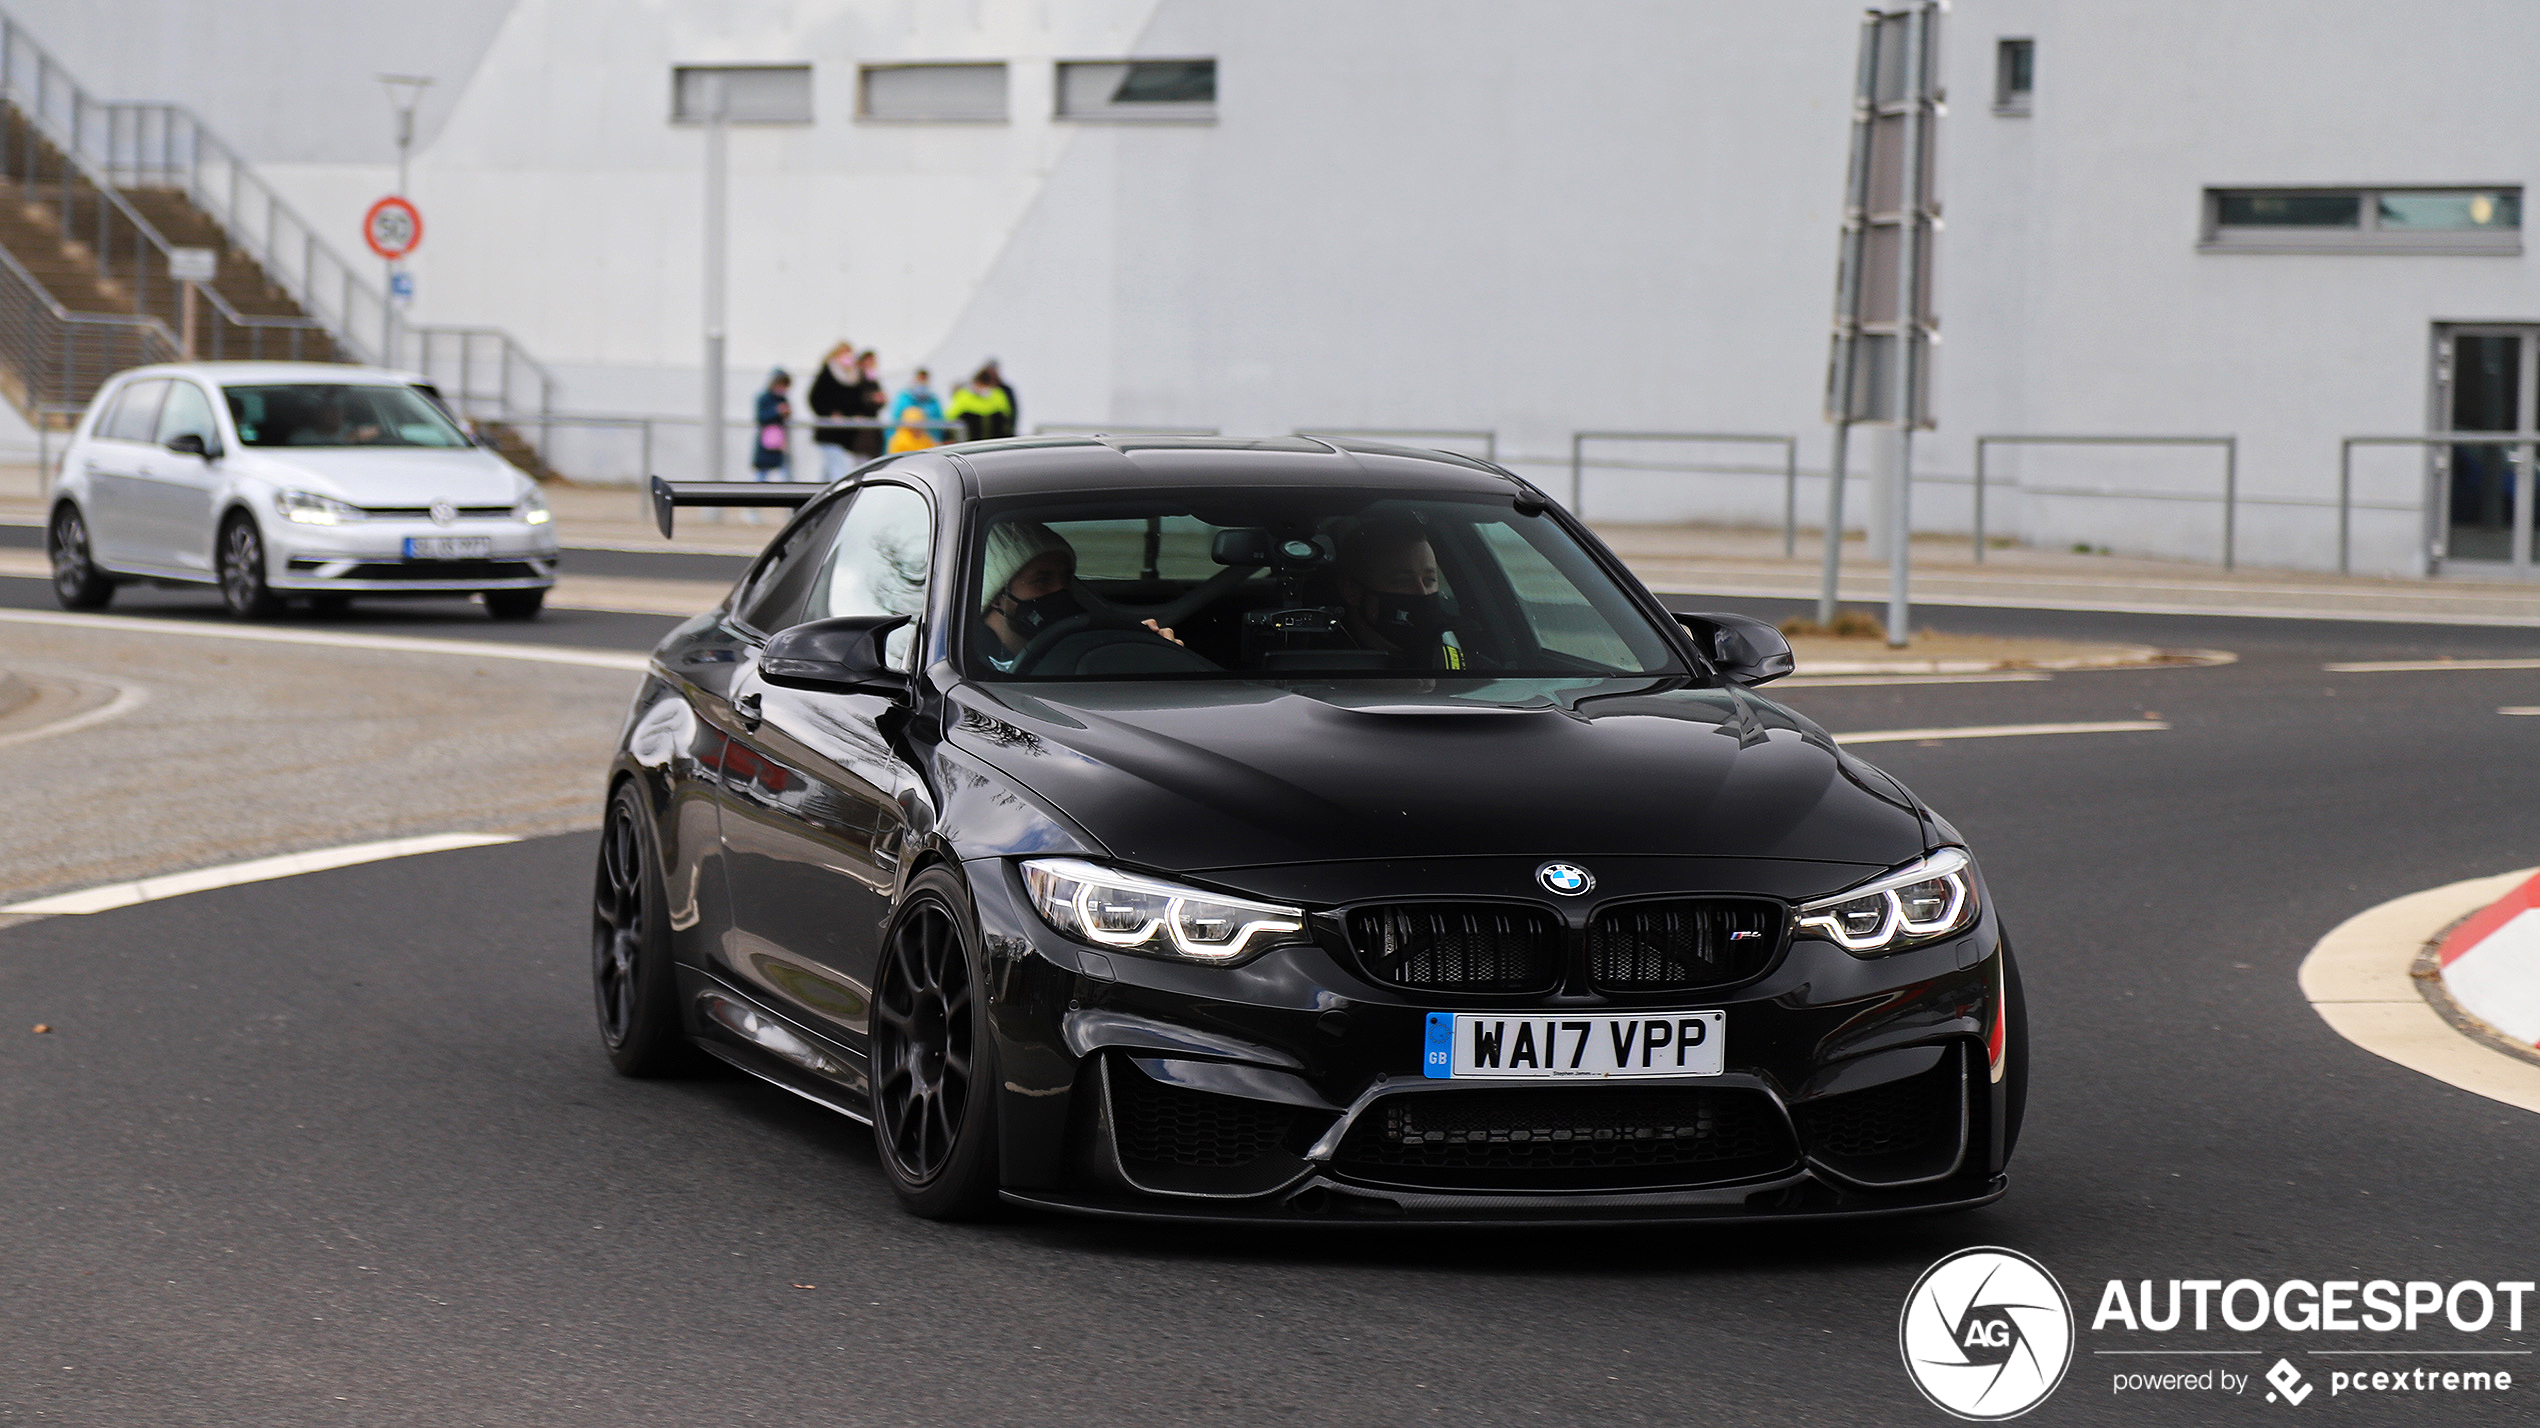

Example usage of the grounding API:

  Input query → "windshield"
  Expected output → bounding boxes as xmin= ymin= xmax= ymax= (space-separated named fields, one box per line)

xmin=221 ymin=384 xmax=472 ymax=449
xmin=965 ymin=488 xmax=1683 ymax=681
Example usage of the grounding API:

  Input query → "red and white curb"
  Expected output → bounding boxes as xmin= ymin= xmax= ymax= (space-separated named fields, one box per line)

xmin=2439 ymin=870 xmax=2540 ymax=1048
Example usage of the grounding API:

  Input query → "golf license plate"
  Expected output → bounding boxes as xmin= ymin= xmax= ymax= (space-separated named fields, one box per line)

xmin=404 ymin=535 xmax=493 ymax=561
xmin=1423 ymin=1011 xmax=1725 ymax=1080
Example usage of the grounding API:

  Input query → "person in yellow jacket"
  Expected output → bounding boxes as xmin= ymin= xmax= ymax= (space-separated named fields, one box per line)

xmin=947 ymin=366 xmax=1016 ymax=442
xmin=885 ymin=402 xmax=938 ymax=453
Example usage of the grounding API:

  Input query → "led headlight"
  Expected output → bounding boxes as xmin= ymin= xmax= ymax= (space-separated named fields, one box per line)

xmin=515 ymin=486 xmax=553 ymax=525
xmin=1021 ymin=857 xmax=1306 ymax=964
xmin=1795 ymin=847 xmax=1978 ymax=955
xmin=275 ymin=489 xmax=361 ymax=525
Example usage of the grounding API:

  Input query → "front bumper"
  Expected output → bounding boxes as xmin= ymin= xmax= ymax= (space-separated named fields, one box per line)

xmin=971 ymin=857 xmax=2016 ymax=1225
xmin=269 ymin=516 xmax=559 ymax=592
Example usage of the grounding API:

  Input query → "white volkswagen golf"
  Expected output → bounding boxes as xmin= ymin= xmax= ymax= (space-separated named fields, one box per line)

xmin=47 ymin=362 xmax=560 ymax=620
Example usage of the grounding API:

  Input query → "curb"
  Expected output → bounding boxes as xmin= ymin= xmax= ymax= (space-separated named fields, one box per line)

xmin=2299 ymin=868 xmax=2540 ymax=1116
xmin=2436 ymin=871 xmax=2540 ymax=1051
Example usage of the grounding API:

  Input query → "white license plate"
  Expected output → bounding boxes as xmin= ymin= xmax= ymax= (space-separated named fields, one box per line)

xmin=1423 ymin=1011 xmax=1725 ymax=1080
xmin=404 ymin=536 xmax=493 ymax=560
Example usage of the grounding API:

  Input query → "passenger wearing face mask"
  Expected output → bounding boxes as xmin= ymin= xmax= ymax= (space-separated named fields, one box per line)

xmin=977 ymin=521 xmax=1181 ymax=673
xmin=1335 ymin=516 xmax=1467 ymax=670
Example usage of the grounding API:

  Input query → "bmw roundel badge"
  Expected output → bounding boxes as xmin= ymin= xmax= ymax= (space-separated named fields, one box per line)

xmin=1535 ymin=862 xmax=1595 ymax=896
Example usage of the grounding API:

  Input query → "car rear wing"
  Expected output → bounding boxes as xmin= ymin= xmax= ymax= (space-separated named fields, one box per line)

xmin=648 ymin=476 xmax=817 ymax=538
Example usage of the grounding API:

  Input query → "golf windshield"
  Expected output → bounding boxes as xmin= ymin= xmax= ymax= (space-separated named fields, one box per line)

xmin=966 ymin=490 xmax=1683 ymax=680
xmin=221 ymin=384 xmax=473 ymax=449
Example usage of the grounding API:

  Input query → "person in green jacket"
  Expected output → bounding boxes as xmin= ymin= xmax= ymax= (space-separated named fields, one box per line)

xmin=947 ymin=364 xmax=1016 ymax=443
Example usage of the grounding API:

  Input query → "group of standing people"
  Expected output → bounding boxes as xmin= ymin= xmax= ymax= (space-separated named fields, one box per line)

xmin=753 ymin=346 xmax=1019 ymax=484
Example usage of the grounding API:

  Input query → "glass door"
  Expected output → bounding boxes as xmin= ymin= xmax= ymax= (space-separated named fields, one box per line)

xmin=2434 ymin=325 xmax=2537 ymax=573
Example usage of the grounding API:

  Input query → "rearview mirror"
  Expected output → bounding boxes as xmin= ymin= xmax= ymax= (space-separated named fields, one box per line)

xmin=1673 ymin=612 xmax=1794 ymax=687
xmin=760 ymin=614 xmax=913 ymax=694
xmin=165 ymin=432 xmax=217 ymax=459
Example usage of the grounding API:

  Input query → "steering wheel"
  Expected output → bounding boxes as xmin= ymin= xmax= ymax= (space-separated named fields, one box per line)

xmin=1076 ymin=563 xmax=1259 ymax=631
xmin=1006 ymin=610 xmax=1129 ymax=675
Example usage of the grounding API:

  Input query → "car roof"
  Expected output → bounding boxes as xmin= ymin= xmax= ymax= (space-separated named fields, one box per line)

xmin=944 ymin=435 xmax=1525 ymax=500
xmin=101 ymin=361 xmax=431 ymax=388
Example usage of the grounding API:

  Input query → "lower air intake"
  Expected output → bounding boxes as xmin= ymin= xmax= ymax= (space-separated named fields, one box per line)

xmin=1110 ymin=1060 xmax=1297 ymax=1169
xmin=1333 ymin=1087 xmax=1797 ymax=1191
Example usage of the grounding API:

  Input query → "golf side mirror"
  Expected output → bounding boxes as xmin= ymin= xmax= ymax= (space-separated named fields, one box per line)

xmin=165 ymin=432 xmax=217 ymax=459
xmin=1674 ymin=611 xmax=1795 ymax=688
xmin=759 ymin=614 xmax=913 ymax=695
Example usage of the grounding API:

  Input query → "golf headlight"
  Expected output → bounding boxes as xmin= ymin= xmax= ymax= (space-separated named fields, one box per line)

xmin=1796 ymin=847 xmax=1977 ymax=955
xmin=515 ymin=486 xmax=552 ymax=525
xmin=1021 ymin=858 xmax=1306 ymax=964
xmin=275 ymin=489 xmax=360 ymax=525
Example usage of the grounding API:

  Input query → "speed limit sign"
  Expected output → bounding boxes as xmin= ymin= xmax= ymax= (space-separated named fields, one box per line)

xmin=363 ymin=195 xmax=423 ymax=260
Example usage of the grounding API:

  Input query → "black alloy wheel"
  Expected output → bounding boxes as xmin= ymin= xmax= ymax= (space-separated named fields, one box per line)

xmin=872 ymin=870 xmax=1001 ymax=1218
xmin=592 ymin=782 xmax=698 ymax=1076
xmin=47 ymin=505 xmax=114 ymax=610
xmin=217 ymin=516 xmax=284 ymax=619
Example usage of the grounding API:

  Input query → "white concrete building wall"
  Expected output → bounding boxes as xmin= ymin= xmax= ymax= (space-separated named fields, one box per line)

xmin=14 ymin=0 xmax=2538 ymax=574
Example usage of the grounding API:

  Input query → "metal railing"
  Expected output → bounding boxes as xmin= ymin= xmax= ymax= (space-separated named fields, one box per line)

xmin=0 ymin=10 xmax=559 ymax=444
xmin=402 ymin=325 xmax=555 ymax=450
xmin=524 ymin=412 xmax=963 ymax=486
xmin=1033 ymin=423 xmax=1222 ymax=437
xmin=0 ymin=238 xmax=175 ymax=420
xmin=1569 ymin=431 xmax=1801 ymax=552
xmin=1296 ymin=427 xmax=1497 ymax=461
xmin=2338 ymin=433 xmax=2528 ymax=576
xmin=1973 ymin=434 xmax=2240 ymax=568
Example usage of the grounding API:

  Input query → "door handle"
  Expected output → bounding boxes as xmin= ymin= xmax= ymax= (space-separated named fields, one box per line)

xmin=734 ymin=691 xmax=762 ymax=731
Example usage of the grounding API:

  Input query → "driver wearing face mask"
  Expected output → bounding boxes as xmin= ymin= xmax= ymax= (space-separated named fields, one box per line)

xmin=1336 ymin=516 xmax=1467 ymax=670
xmin=978 ymin=520 xmax=1181 ymax=673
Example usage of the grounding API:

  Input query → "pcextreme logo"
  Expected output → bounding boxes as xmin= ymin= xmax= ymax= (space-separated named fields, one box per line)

xmin=1900 ymin=1246 xmax=2077 ymax=1420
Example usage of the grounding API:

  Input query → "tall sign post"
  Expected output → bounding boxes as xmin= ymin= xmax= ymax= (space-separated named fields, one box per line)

xmin=167 ymin=246 xmax=217 ymax=360
xmin=1819 ymin=3 xmax=1940 ymax=644
xmin=375 ymin=75 xmax=433 ymax=368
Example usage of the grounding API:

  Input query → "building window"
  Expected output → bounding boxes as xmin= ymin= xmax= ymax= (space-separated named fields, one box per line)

xmin=1993 ymin=39 xmax=2033 ymax=114
xmin=859 ymin=63 xmax=1008 ymax=122
xmin=2202 ymin=187 xmax=2522 ymax=254
xmin=671 ymin=65 xmax=813 ymax=124
xmin=1056 ymin=59 xmax=1216 ymax=121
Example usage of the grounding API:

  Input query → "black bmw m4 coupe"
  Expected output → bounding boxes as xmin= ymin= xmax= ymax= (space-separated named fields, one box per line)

xmin=595 ymin=436 xmax=2026 ymax=1224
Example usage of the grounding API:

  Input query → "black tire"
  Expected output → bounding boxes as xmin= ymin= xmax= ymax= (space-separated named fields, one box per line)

xmin=592 ymin=782 xmax=702 ymax=1076
xmin=217 ymin=515 xmax=284 ymax=619
xmin=872 ymin=868 xmax=1002 ymax=1219
xmin=484 ymin=588 xmax=546 ymax=621
xmin=47 ymin=504 xmax=115 ymax=610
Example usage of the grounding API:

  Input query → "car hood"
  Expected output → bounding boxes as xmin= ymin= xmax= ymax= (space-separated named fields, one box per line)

xmin=948 ymin=677 xmax=1930 ymax=876
xmin=233 ymin=448 xmax=522 ymax=506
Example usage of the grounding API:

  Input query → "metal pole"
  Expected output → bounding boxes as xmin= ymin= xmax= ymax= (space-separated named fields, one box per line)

xmin=1781 ymin=437 xmax=1798 ymax=557
xmin=702 ymin=81 xmax=727 ymax=484
xmin=1817 ymin=420 xmax=1851 ymax=626
xmin=2338 ymin=438 xmax=2352 ymax=576
xmin=1973 ymin=438 xmax=1988 ymax=561
xmin=2222 ymin=436 xmax=2238 ymax=570
xmin=1570 ymin=431 xmax=1584 ymax=514
xmin=1884 ymin=2 xmax=1931 ymax=648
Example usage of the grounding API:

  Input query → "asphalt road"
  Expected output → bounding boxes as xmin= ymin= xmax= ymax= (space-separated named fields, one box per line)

xmin=4 ymin=573 xmax=2540 ymax=1424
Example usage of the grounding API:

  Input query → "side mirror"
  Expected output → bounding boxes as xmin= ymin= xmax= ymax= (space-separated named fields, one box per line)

xmin=165 ymin=432 xmax=217 ymax=460
xmin=1673 ymin=611 xmax=1795 ymax=688
xmin=759 ymin=614 xmax=913 ymax=694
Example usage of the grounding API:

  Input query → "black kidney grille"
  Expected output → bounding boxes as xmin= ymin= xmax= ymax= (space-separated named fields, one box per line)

xmin=1110 ymin=1062 xmax=1296 ymax=1169
xmin=1348 ymin=905 xmax=1561 ymax=992
xmin=1587 ymin=899 xmax=1783 ymax=990
xmin=1334 ymin=1087 xmax=1796 ymax=1190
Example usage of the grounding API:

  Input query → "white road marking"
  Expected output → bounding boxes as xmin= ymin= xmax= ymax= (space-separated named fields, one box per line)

xmin=1832 ymin=719 xmax=2170 ymax=746
xmin=2298 ymin=869 xmax=2540 ymax=1117
xmin=0 ymin=607 xmax=650 ymax=672
xmin=2325 ymin=658 xmax=2540 ymax=673
xmin=1779 ymin=671 xmax=2053 ymax=688
xmin=0 ymin=677 xmax=148 ymax=752
xmin=2499 ymin=707 xmax=2540 ymax=716
xmin=1 ymin=833 xmax=522 ymax=915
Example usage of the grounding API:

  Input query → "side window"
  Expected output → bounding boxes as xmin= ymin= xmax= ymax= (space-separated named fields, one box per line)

xmin=154 ymin=382 xmax=220 ymax=451
xmin=735 ymin=498 xmax=856 ymax=634
xmin=103 ymin=380 xmax=169 ymax=443
xmin=801 ymin=483 xmax=933 ymax=668
xmin=84 ymin=387 xmax=128 ymax=442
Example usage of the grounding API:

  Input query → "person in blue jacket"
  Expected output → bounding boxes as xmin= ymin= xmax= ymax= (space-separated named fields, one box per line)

xmin=884 ymin=367 xmax=943 ymax=437
xmin=752 ymin=368 xmax=793 ymax=482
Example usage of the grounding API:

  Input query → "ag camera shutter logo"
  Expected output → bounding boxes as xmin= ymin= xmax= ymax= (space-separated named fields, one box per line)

xmin=1900 ymin=1246 xmax=2075 ymax=1420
